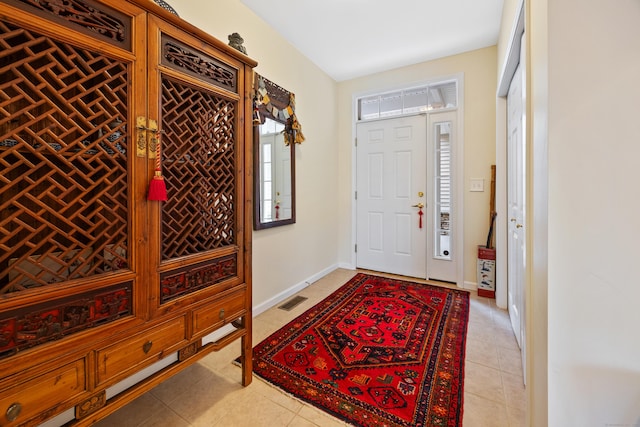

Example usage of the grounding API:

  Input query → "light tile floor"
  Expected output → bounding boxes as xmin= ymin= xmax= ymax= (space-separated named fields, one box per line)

xmin=95 ymin=269 xmax=526 ymax=427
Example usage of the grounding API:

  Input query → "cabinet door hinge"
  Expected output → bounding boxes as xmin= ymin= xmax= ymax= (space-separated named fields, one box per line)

xmin=355 ymin=244 xmax=357 ymax=253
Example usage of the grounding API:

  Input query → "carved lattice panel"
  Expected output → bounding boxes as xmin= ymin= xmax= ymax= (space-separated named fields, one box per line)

xmin=0 ymin=21 xmax=129 ymax=294
xmin=161 ymin=77 xmax=236 ymax=260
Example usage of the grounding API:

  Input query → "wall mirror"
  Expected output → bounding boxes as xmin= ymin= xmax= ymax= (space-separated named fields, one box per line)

xmin=253 ymin=74 xmax=296 ymax=229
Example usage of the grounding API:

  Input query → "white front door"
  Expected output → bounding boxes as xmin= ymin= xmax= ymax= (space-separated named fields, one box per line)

xmin=356 ymin=116 xmax=427 ymax=278
xmin=507 ymin=62 xmax=525 ymax=352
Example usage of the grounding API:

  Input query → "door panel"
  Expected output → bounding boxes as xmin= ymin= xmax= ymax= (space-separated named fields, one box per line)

xmin=0 ymin=5 xmax=146 ymax=322
xmin=147 ymin=16 xmax=247 ymax=314
xmin=356 ymin=116 xmax=426 ymax=278
xmin=368 ymin=212 xmax=383 ymax=251
xmin=507 ymin=62 xmax=525 ymax=353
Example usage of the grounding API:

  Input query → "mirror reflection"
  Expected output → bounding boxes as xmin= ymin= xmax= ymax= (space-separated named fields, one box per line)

xmin=253 ymin=73 xmax=297 ymax=230
xmin=256 ymin=118 xmax=294 ymax=226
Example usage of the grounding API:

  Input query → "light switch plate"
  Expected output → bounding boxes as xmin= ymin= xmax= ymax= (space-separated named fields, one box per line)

xmin=470 ymin=178 xmax=484 ymax=192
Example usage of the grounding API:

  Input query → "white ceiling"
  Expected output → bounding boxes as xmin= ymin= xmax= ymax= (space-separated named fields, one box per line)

xmin=240 ymin=0 xmax=505 ymax=82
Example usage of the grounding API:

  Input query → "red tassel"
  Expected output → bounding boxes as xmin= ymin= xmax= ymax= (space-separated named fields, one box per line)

xmin=148 ymin=169 xmax=167 ymax=201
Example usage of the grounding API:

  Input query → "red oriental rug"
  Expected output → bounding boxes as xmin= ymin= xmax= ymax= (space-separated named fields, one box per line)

xmin=250 ymin=273 xmax=470 ymax=427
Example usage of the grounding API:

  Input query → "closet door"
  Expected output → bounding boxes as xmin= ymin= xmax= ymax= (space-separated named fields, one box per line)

xmin=146 ymin=16 xmax=249 ymax=328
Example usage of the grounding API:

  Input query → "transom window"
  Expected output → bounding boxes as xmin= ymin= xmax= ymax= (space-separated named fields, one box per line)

xmin=357 ymin=80 xmax=458 ymax=121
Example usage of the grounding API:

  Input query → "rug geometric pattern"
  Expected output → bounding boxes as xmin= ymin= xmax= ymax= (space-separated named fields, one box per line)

xmin=250 ymin=273 xmax=470 ymax=426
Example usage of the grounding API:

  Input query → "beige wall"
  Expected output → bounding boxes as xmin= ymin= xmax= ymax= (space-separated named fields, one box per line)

xmin=545 ymin=0 xmax=640 ymax=425
xmin=337 ymin=47 xmax=498 ymax=284
xmin=170 ymin=0 xmax=341 ymax=310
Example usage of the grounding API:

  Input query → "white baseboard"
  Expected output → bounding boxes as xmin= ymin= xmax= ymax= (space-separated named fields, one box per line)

xmin=338 ymin=262 xmax=356 ymax=270
xmin=252 ymin=263 xmax=339 ymax=317
xmin=463 ymin=281 xmax=478 ymax=291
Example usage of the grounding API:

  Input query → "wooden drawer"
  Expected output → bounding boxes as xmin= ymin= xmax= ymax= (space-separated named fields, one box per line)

xmin=193 ymin=288 xmax=246 ymax=336
xmin=0 ymin=359 xmax=86 ymax=426
xmin=96 ymin=316 xmax=186 ymax=386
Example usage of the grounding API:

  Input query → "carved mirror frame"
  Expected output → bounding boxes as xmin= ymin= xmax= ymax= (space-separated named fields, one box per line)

xmin=253 ymin=73 xmax=296 ymax=230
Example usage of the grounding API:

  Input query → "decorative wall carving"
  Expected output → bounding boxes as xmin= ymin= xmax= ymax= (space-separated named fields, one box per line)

xmin=254 ymin=73 xmax=305 ymax=145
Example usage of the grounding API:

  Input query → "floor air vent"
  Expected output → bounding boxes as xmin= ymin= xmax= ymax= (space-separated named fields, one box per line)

xmin=278 ymin=296 xmax=308 ymax=311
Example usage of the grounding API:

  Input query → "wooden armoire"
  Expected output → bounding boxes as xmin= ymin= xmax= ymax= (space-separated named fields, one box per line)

xmin=0 ymin=0 xmax=255 ymax=425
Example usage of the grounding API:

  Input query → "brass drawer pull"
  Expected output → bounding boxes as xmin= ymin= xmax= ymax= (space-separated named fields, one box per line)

xmin=142 ymin=341 xmax=153 ymax=354
xmin=219 ymin=308 xmax=225 ymax=320
xmin=6 ymin=402 xmax=22 ymax=422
